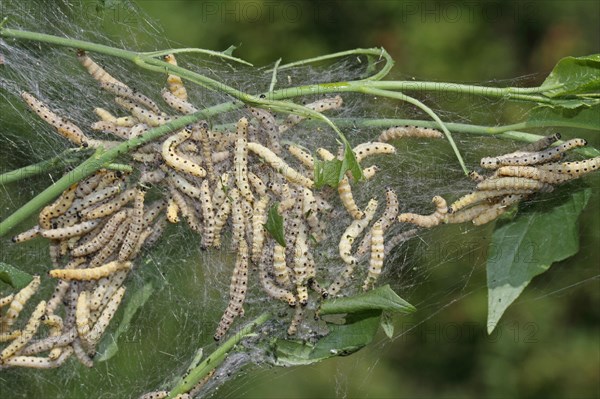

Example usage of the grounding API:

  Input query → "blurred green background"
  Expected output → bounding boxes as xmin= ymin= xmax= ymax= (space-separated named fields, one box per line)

xmin=1 ymin=1 xmax=598 ymax=398
xmin=132 ymin=1 xmax=599 ymax=398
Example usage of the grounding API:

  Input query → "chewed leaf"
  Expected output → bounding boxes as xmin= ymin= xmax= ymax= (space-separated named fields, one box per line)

xmin=320 ymin=284 xmax=416 ymax=315
xmin=265 ymin=203 xmax=286 ymax=247
xmin=96 ymin=282 xmax=154 ymax=362
xmin=540 ymin=54 xmax=600 ymax=99
xmin=273 ymin=310 xmax=381 ymax=366
xmin=0 ymin=262 xmax=33 ymax=289
xmin=340 ymin=141 xmax=363 ymax=182
xmin=486 ymin=189 xmax=591 ymax=334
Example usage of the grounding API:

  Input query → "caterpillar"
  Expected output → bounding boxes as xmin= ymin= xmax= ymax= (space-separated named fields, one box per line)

xmin=280 ymin=96 xmax=343 ymax=133
xmin=480 ymin=138 xmax=587 ymax=169
xmin=352 ymin=142 xmax=396 ymax=162
xmin=1 ymin=275 xmax=41 ymax=329
xmin=293 ymin=228 xmax=310 ymax=306
xmin=378 ymin=125 xmax=444 ymax=141
xmin=247 ymin=142 xmax=314 ymax=188
xmin=72 ymin=338 xmax=94 ymax=368
xmin=0 ymin=330 xmax=21 ymax=343
xmin=191 ymin=123 xmax=216 ymax=183
xmin=258 ymin=249 xmax=297 ymax=307
xmin=91 ymin=121 xmax=133 ymax=140
xmin=78 ymin=184 xmax=123 ymax=213
xmin=41 ymin=220 xmax=101 ymax=240
xmin=214 ymin=240 xmax=249 ymax=341
xmin=87 ymin=287 xmax=126 ymax=347
xmin=163 ymin=169 xmax=201 ymax=199
xmin=89 ymin=221 xmax=129 ymax=268
xmin=233 ymin=118 xmax=255 ymax=203
xmin=71 ymin=210 xmax=129 ymax=257
xmin=247 ymin=172 xmax=267 ymax=197
xmin=11 ymin=225 xmax=41 ymax=244
xmin=212 ymin=194 xmax=232 ymax=249
xmin=75 ymin=291 xmax=91 ymax=340
xmin=46 ymin=258 xmax=87 ymax=315
xmin=476 ymin=177 xmax=552 ymax=192
xmin=273 ymin=243 xmax=292 ymax=288
xmin=472 ymin=195 xmax=523 ymax=226
xmin=49 ymin=261 xmax=132 ymax=281
xmin=162 ymin=127 xmax=207 ymax=177
xmin=0 ymin=294 xmax=14 ymax=308
xmin=449 ymin=188 xmax=544 ymax=214
xmin=161 ymin=88 xmax=198 ymax=114
xmin=211 ymin=172 xmax=230 ymax=210
xmin=42 ymin=314 xmax=64 ymax=360
xmin=362 ymin=222 xmax=384 ymax=291
xmin=286 ymin=304 xmax=305 ymax=336
xmin=200 ymin=180 xmax=216 ymax=247
xmin=81 ymin=188 xmax=135 ymax=220
xmin=139 ymin=392 xmax=170 ymax=399
xmin=338 ymin=198 xmax=378 ymax=265
xmin=170 ymin=187 xmax=201 ymax=232
xmin=287 ymin=144 xmax=314 ymax=170
xmin=537 ymin=156 xmax=600 ymax=177
xmin=302 ymin=188 xmax=323 ymax=241
xmin=115 ymin=97 xmax=171 ymax=127
xmin=494 ymin=166 xmax=571 ymax=184
xmin=99 ymin=81 xmax=161 ymax=114
xmin=163 ymin=54 xmax=188 ymax=101
xmin=1 ymin=300 xmax=46 ymax=361
xmin=356 ymin=186 xmax=398 ymax=259
xmin=18 ymin=329 xmax=76 ymax=357
xmin=77 ymin=50 xmax=123 ymax=86
xmin=362 ymin=165 xmax=380 ymax=180
xmin=229 ymin=188 xmax=246 ymax=250
xmin=21 ymin=92 xmax=88 ymax=146
xmin=444 ymin=203 xmax=492 ymax=224
xmin=75 ymin=172 xmax=107 ymax=198
xmin=316 ymin=147 xmax=335 ymax=161
xmin=398 ymin=196 xmax=448 ymax=228
xmin=38 ymin=184 xmax=78 ymax=229
xmin=251 ymin=196 xmax=270 ymax=263
xmin=118 ymin=188 xmax=146 ymax=261
xmin=338 ymin=176 xmax=364 ymax=219
xmin=519 ymin=133 xmax=561 ymax=153
xmin=94 ymin=107 xmax=117 ymax=122
xmin=1 ymin=345 xmax=74 ymax=369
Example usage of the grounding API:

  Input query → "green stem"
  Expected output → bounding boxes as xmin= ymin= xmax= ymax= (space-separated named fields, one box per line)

xmin=0 ymin=148 xmax=84 ymax=185
xmin=140 ymin=48 xmax=253 ymax=66
xmin=269 ymin=58 xmax=282 ymax=93
xmin=166 ymin=312 xmax=271 ymax=398
xmin=271 ymin=47 xmax=394 ymax=81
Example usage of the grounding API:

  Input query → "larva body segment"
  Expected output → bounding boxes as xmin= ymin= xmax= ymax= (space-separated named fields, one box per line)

xmin=316 ymin=147 xmax=335 ymax=161
xmin=214 ymin=240 xmax=249 ymax=341
xmin=99 ymin=81 xmax=161 ymax=114
xmin=163 ymin=169 xmax=201 ymax=199
xmin=21 ymin=92 xmax=88 ymax=146
xmin=444 ymin=203 xmax=492 ymax=224
xmin=338 ymin=198 xmax=378 ymax=265
xmin=72 ymin=338 xmax=94 ymax=367
xmin=537 ymin=157 xmax=600 ymax=177
xmin=273 ymin=243 xmax=292 ymax=288
xmin=249 ymin=107 xmax=280 ymax=154
xmin=519 ymin=133 xmax=561 ymax=153
xmin=247 ymin=142 xmax=314 ymax=188
xmin=247 ymin=172 xmax=267 ymax=197
xmin=1 ymin=346 xmax=74 ymax=369
xmin=75 ymin=172 xmax=106 ymax=198
xmin=212 ymin=172 xmax=230 ymax=210
xmin=49 ymin=261 xmax=131 ymax=281
xmin=356 ymin=187 xmax=398 ymax=259
xmin=449 ymin=189 xmax=542 ymax=214
xmin=398 ymin=196 xmax=448 ymax=228
xmin=472 ymin=195 xmax=523 ymax=226
xmin=362 ymin=165 xmax=380 ymax=180
xmin=476 ymin=177 xmax=552 ymax=192
xmin=280 ymin=96 xmax=343 ymax=133
xmin=212 ymin=195 xmax=232 ymax=249
xmin=495 ymin=166 xmax=572 ymax=184
xmin=287 ymin=144 xmax=314 ymax=169
xmin=41 ymin=220 xmax=101 ymax=240
xmin=139 ymin=392 xmax=170 ymax=399
xmin=81 ymin=188 xmax=135 ymax=220
xmin=229 ymin=189 xmax=246 ymax=250
xmin=0 ymin=294 xmax=14 ymax=308
xmin=71 ymin=210 xmax=128 ymax=257
xmin=338 ymin=176 xmax=364 ymax=219
xmin=87 ymin=287 xmax=126 ymax=347
xmin=161 ymin=88 xmax=198 ymax=114
xmin=12 ymin=225 xmax=41 ymax=243
xmin=77 ymin=50 xmax=123 ymax=86
xmin=163 ymin=54 xmax=188 ymax=101
xmin=480 ymin=139 xmax=587 ymax=169
xmin=286 ymin=305 xmax=305 ymax=336
xmin=378 ymin=125 xmax=444 ymax=141
xmin=1 ymin=300 xmax=46 ymax=361
xmin=2 ymin=276 xmax=41 ymax=329
xmin=234 ymin=118 xmax=254 ymax=203
xmin=89 ymin=220 xmax=129 ymax=268
xmin=293 ymin=228 xmax=310 ymax=306
xmin=362 ymin=222 xmax=384 ymax=290
xmin=75 ymin=291 xmax=91 ymax=340
xmin=91 ymin=121 xmax=133 ymax=140
xmin=115 ymin=97 xmax=171 ymax=127
xmin=251 ymin=196 xmax=270 ymax=263
xmin=200 ymin=179 xmax=216 ymax=247
xmin=352 ymin=142 xmax=396 ymax=162
xmin=192 ymin=123 xmax=216 ymax=183
xmin=162 ymin=128 xmax=206 ymax=177
xmin=18 ymin=329 xmax=77 ymax=357
xmin=38 ymin=184 xmax=78 ymax=229
xmin=94 ymin=107 xmax=117 ymax=122
xmin=118 ymin=188 xmax=146 ymax=261
xmin=78 ymin=184 xmax=123 ymax=213
xmin=258 ymin=250 xmax=296 ymax=306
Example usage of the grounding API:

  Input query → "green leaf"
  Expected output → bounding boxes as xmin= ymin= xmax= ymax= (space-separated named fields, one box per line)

xmin=313 ymin=158 xmax=343 ymax=188
xmin=540 ymin=54 xmax=600 ymax=98
xmin=264 ymin=203 xmax=286 ymax=247
xmin=96 ymin=282 xmax=154 ymax=362
xmin=380 ymin=312 xmax=394 ymax=339
xmin=273 ymin=310 xmax=382 ymax=366
xmin=528 ymin=105 xmax=600 ymax=132
xmin=0 ymin=262 xmax=33 ymax=289
xmin=320 ymin=284 xmax=416 ymax=315
xmin=222 ymin=45 xmax=238 ymax=57
xmin=340 ymin=142 xmax=363 ymax=182
xmin=486 ymin=189 xmax=591 ymax=334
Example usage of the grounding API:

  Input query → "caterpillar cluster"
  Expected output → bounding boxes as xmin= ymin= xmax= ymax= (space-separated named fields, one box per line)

xmin=396 ymin=134 xmax=599 ymax=228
